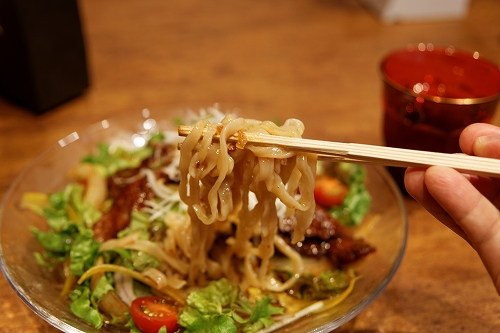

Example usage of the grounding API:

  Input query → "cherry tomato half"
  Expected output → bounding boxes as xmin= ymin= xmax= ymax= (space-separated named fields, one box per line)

xmin=313 ymin=175 xmax=349 ymax=207
xmin=130 ymin=296 xmax=179 ymax=333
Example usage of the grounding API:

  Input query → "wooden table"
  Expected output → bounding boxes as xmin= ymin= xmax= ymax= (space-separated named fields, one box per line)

xmin=1 ymin=0 xmax=500 ymax=332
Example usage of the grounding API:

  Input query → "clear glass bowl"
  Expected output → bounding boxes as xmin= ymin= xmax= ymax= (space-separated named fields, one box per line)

xmin=0 ymin=107 xmax=407 ymax=333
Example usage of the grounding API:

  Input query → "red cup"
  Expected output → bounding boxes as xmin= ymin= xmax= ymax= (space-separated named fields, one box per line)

xmin=380 ymin=44 xmax=500 ymax=193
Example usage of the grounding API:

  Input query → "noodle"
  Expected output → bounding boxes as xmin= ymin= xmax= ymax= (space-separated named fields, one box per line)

xmin=100 ymin=232 xmax=190 ymax=275
xmin=179 ymin=115 xmax=317 ymax=290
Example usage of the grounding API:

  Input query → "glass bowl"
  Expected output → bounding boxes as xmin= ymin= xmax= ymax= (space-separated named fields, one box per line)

xmin=0 ymin=106 xmax=407 ymax=333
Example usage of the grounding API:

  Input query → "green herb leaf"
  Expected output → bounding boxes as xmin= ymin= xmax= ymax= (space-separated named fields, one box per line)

xmin=179 ymin=279 xmax=283 ymax=333
xmin=325 ymin=162 xmax=371 ymax=226
xmin=182 ymin=313 xmax=237 ymax=333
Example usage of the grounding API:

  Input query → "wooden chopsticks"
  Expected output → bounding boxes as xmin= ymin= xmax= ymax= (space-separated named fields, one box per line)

xmin=178 ymin=125 xmax=500 ymax=178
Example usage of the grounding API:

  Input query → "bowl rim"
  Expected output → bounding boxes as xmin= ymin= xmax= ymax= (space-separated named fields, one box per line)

xmin=0 ymin=137 xmax=87 ymax=332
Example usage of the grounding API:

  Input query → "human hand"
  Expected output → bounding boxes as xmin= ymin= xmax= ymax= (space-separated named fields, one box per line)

xmin=405 ymin=123 xmax=500 ymax=295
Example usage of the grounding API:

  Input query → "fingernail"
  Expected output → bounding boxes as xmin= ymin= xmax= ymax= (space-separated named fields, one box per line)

xmin=474 ymin=134 xmax=500 ymax=157
xmin=476 ymin=134 xmax=500 ymax=144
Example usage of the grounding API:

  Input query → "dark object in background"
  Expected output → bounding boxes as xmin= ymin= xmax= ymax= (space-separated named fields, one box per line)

xmin=0 ymin=0 xmax=89 ymax=113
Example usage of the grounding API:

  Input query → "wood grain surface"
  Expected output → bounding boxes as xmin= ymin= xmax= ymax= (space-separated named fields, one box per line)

xmin=1 ymin=0 xmax=500 ymax=332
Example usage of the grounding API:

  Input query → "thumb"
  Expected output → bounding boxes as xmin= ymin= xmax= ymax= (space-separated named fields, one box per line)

xmin=473 ymin=134 xmax=500 ymax=159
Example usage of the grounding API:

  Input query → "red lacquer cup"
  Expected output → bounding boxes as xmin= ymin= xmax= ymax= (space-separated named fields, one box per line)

xmin=380 ymin=43 xmax=500 ymax=192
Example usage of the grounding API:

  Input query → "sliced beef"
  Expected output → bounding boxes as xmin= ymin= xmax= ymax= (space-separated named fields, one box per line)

xmin=279 ymin=206 xmax=375 ymax=267
xmin=93 ymin=176 xmax=154 ymax=242
xmin=92 ymin=143 xmax=175 ymax=242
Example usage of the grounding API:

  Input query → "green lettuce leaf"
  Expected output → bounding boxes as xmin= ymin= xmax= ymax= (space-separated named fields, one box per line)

xmin=102 ymin=248 xmax=135 ymax=270
xmin=69 ymin=286 xmax=104 ymax=329
xmin=43 ymin=188 xmax=74 ymax=232
xmin=179 ymin=278 xmax=283 ymax=333
xmin=69 ymin=228 xmax=100 ymax=277
xmin=69 ymin=275 xmax=115 ymax=329
xmin=30 ymin=184 xmax=100 ymax=274
xmin=91 ymin=275 xmax=114 ymax=302
xmin=81 ymin=142 xmax=152 ymax=177
xmin=33 ymin=250 xmax=67 ymax=269
xmin=183 ymin=314 xmax=237 ymax=333
xmin=117 ymin=211 xmax=155 ymax=240
xmin=41 ymin=183 xmax=101 ymax=232
xmin=130 ymin=250 xmax=161 ymax=272
xmin=68 ymin=183 xmax=102 ymax=227
xmin=30 ymin=227 xmax=75 ymax=254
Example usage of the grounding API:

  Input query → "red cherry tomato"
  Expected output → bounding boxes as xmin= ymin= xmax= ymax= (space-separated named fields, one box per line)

xmin=314 ymin=175 xmax=349 ymax=207
xmin=130 ymin=296 xmax=179 ymax=333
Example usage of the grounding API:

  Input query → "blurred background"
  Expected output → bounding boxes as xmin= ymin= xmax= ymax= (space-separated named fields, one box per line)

xmin=1 ymin=0 xmax=500 ymax=332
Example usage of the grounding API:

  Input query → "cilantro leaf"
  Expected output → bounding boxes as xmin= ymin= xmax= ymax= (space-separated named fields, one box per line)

xmin=326 ymin=162 xmax=371 ymax=226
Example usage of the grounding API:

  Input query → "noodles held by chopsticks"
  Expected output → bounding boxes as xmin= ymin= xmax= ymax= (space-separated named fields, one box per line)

xmin=179 ymin=114 xmax=317 ymax=290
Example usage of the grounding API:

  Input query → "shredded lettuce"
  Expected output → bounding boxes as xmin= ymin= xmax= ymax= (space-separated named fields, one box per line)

xmin=42 ymin=186 xmax=77 ymax=232
xmin=69 ymin=275 xmax=114 ymax=329
xmin=69 ymin=228 xmax=100 ymax=277
xmin=179 ymin=278 xmax=284 ymax=333
xmin=81 ymin=142 xmax=152 ymax=177
xmin=31 ymin=226 xmax=75 ymax=254
xmin=130 ymin=251 xmax=161 ymax=272
xmin=68 ymin=184 xmax=102 ymax=227
xmin=28 ymin=184 xmax=101 ymax=273
xmin=117 ymin=211 xmax=159 ymax=240
xmin=38 ymin=183 xmax=101 ymax=231
xmin=92 ymin=274 xmax=115 ymax=301
xmin=32 ymin=245 xmax=68 ymax=268
xmin=102 ymin=248 xmax=135 ymax=270
xmin=69 ymin=285 xmax=104 ymax=329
